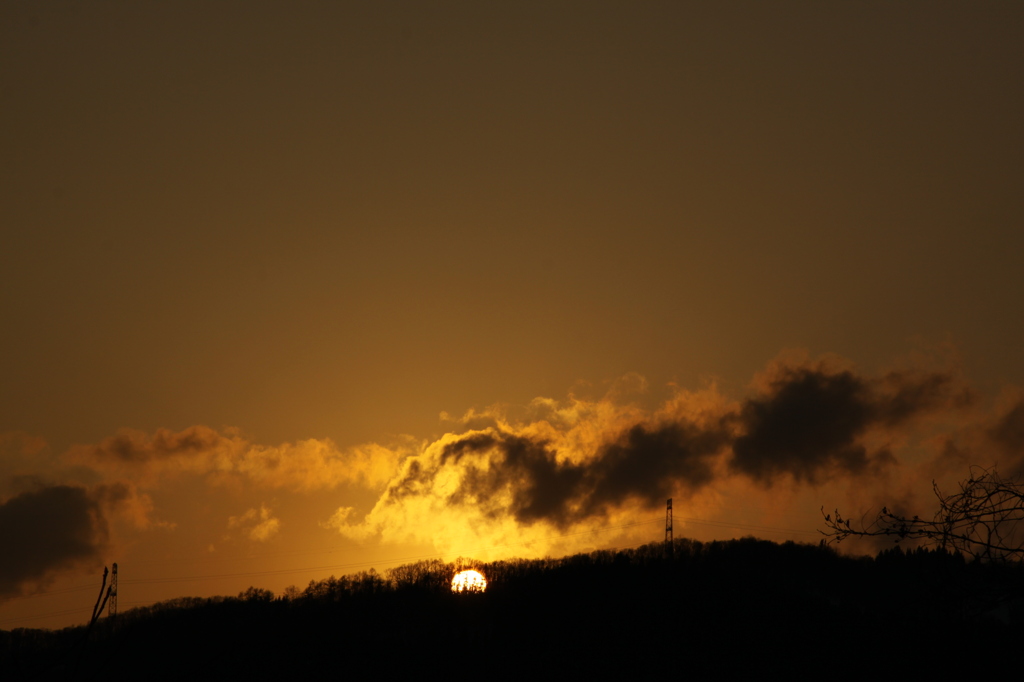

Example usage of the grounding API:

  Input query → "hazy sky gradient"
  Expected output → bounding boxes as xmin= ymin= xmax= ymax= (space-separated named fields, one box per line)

xmin=2 ymin=2 xmax=1022 ymax=629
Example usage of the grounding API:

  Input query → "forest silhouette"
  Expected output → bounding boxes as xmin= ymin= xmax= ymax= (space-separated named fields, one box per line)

xmin=3 ymin=537 xmax=1022 ymax=679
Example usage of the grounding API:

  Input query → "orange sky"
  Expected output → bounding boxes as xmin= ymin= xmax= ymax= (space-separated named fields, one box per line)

xmin=2 ymin=2 xmax=1023 ymax=630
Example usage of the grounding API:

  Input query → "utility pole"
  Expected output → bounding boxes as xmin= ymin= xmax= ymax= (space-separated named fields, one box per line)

xmin=665 ymin=498 xmax=673 ymax=553
xmin=108 ymin=563 xmax=118 ymax=618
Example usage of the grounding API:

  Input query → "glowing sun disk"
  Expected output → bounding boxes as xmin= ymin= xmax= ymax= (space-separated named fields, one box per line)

xmin=451 ymin=569 xmax=487 ymax=593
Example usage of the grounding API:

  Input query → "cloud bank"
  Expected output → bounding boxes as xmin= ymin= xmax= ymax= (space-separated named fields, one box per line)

xmin=5 ymin=350 xmax=1022 ymax=596
xmin=65 ymin=427 xmax=406 ymax=492
xmin=327 ymin=354 xmax=983 ymax=557
xmin=1 ymin=428 xmax=410 ymax=597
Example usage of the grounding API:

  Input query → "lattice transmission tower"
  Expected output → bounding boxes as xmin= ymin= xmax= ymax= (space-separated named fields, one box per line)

xmin=665 ymin=498 xmax=673 ymax=549
xmin=108 ymin=563 xmax=118 ymax=617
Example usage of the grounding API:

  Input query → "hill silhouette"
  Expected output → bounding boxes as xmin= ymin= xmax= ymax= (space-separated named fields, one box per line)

xmin=3 ymin=537 xmax=1022 ymax=679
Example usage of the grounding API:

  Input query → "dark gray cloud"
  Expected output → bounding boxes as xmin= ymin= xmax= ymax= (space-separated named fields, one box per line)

xmin=376 ymin=363 xmax=962 ymax=530
xmin=730 ymin=366 xmax=957 ymax=484
xmin=386 ymin=421 xmax=730 ymax=529
xmin=374 ymin=360 xmax=958 ymax=532
xmin=0 ymin=485 xmax=109 ymax=597
xmin=579 ymin=423 xmax=727 ymax=517
xmin=443 ymin=433 xmax=587 ymax=526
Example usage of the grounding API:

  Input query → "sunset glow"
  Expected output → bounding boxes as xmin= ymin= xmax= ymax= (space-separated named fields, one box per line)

xmin=1 ymin=2 xmax=1022 ymax=635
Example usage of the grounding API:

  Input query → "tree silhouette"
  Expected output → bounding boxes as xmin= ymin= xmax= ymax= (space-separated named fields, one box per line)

xmin=238 ymin=586 xmax=274 ymax=602
xmin=822 ymin=466 xmax=1024 ymax=561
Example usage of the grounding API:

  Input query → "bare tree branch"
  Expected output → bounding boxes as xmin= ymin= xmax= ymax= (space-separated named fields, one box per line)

xmin=821 ymin=466 xmax=1024 ymax=562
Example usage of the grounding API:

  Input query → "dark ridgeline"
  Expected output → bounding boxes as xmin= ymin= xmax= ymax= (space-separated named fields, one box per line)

xmin=2 ymin=538 xmax=1022 ymax=679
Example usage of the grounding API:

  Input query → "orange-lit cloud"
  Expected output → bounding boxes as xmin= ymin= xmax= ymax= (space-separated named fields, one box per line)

xmin=227 ymin=505 xmax=281 ymax=542
xmin=4 ymin=351 xmax=1020 ymax=598
xmin=64 ymin=426 xmax=408 ymax=492
xmin=0 ymin=427 xmax=415 ymax=597
xmin=327 ymin=352 xmax=985 ymax=559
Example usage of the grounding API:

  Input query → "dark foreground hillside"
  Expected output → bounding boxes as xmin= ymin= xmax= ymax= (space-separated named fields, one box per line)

xmin=4 ymin=538 xmax=1023 ymax=679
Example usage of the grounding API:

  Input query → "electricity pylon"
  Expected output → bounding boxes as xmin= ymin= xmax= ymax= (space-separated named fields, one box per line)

xmin=108 ymin=563 xmax=118 ymax=617
xmin=665 ymin=498 xmax=673 ymax=550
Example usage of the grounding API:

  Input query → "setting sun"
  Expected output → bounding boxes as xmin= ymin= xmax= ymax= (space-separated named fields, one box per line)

xmin=451 ymin=569 xmax=487 ymax=593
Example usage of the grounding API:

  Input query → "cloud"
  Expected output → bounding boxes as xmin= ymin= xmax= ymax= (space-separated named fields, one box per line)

xmin=403 ymin=421 xmax=728 ymax=531
xmin=237 ymin=440 xmax=404 ymax=491
xmin=65 ymin=427 xmax=409 ymax=493
xmin=729 ymin=361 xmax=962 ymax=484
xmin=0 ymin=485 xmax=109 ymax=598
xmin=327 ymin=381 xmax=732 ymax=555
xmin=328 ymin=353 xmax=975 ymax=557
xmin=0 ymin=478 xmax=168 ymax=598
xmin=227 ymin=505 xmax=281 ymax=542
xmin=4 ymin=349 xmax=1000 ymax=578
xmin=64 ymin=426 xmax=244 ymax=486
xmin=94 ymin=481 xmax=169 ymax=530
